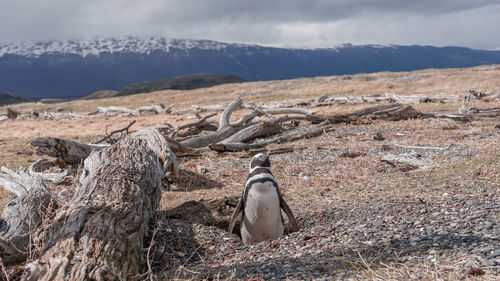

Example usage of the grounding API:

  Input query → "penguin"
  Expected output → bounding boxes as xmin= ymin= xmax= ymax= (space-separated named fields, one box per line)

xmin=228 ymin=151 xmax=299 ymax=245
xmin=459 ymin=94 xmax=471 ymax=114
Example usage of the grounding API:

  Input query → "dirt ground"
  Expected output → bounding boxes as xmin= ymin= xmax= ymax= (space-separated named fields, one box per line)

xmin=0 ymin=65 xmax=499 ymax=280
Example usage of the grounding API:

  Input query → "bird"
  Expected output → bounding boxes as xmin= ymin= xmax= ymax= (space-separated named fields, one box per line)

xmin=228 ymin=151 xmax=299 ymax=245
xmin=459 ymin=94 xmax=471 ymax=114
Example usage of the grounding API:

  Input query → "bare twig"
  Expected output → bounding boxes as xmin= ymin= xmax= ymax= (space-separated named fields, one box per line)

xmin=0 ymin=259 xmax=9 ymax=281
xmin=243 ymin=103 xmax=276 ymax=120
xmin=93 ymin=120 xmax=136 ymax=144
xmin=174 ymin=245 xmax=203 ymax=279
xmin=170 ymin=112 xmax=217 ymax=137
xmin=357 ymin=251 xmax=380 ymax=279
xmin=145 ymin=226 xmax=159 ymax=281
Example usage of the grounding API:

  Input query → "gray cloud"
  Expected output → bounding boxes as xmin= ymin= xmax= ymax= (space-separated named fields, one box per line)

xmin=1 ymin=0 xmax=499 ymax=49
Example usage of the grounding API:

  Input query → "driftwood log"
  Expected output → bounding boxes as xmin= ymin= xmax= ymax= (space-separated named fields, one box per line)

xmin=306 ymin=103 xmax=429 ymax=124
xmin=91 ymin=105 xmax=169 ymax=116
xmin=170 ymin=112 xmax=217 ymax=137
xmin=180 ymin=97 xmax=244 ymax=148
xmin=30 ymin=98 xmax=500 ymax=158
xmin=178 ymin=99 xmax=500 ymax=152
xmin=171 ymin=91 xmax=498 ymax=114
xmin=207 ymin=103 xmax=424 ymax=152
xmin=381 ymin=153 xmax=435 ymax=172
xmin=7 ymin=108 xmax=20 ymax=119
xmin=210 ymin=120 xmax=334 ymax=152
xmin=31 ymin=137 xmax=109 ymax=165
xmin=0 ymin=168 xmax=54 ymax=265
xmin=21 ymin=128 xmax=177 ymax=281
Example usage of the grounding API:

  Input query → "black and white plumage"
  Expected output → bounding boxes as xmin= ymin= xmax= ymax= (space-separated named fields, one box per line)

xmin=228 ymin=151 xmax=299 ymax=245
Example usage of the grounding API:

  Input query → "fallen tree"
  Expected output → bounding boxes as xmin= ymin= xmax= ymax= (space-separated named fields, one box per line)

xmin=31 ymin=137 xmax=109 ymax=165
xmin=90 ymin=104 xmax=170 ymax=117
xmin=30 ymin=97 xmax=500 ymax=159
xmin=1 ymin=93 xmax=499 ymax=278
xmin=0 ymin=129 xmax=179 ymax=280
xmin=173 ymin=91 xmax=499 ymax=112
xmin=0 ymin=168 xmax=55 ymax=265
xmin=180 ymin=97 xmax=245 ymax=148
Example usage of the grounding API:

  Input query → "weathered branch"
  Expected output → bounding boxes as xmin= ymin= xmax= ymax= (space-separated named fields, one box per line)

xmin=259 ymin=99 xmax=310 ymax=108
xmin=181 ymin=97 xmax=244 ymax=148
xmin=242 ymin=104 xmax=276 ymax=120
xmin=394 ymin=144 xmax=450 ymax=152
xmin=95 ymin=105 xmax=134 ymax=115
xmin=210 ymin=121 xmax=333 ymax=152
xmin=306 ymin=103 xmax=429 ymax=124
xmin=381 ymin=153 xmax=435 ymax=172
xmin=220 ymin=119 xmax=282 ymax=144
xmin=0 ymin=167 xmax=54 ymax=265
xmin=430 ymin=112 xmax=500 ymax=122
xmin=161 ymin=135 xmax=195 ymax=155
xmin=91 ymin=105 xmax=169 ymax=117
xmin=218 ymin=97 xmax=242 ymax=131
xmin=179 ymin=100 xmax=498 ymax=152
xmin=22 ymin=128 xmax=177 ymax=281
xmin=181 ymin=126 xmax=241 ymax=149
xmin=229 ymin=106 xmax=314 ymax=128
xmin=170 ymin=112 xmax=217 ymax=137
xmin=28 ymin=158 xmax=59 ymax=173
xmin=135 ymin=104 xmax=169 ymax=115
xmin=28 ymin=159 xmax=70 ymax=184
xmin=93 ymin=120 xmax=136 ymax=144
xmin=31 ymin=137 xmax=109 ymax=165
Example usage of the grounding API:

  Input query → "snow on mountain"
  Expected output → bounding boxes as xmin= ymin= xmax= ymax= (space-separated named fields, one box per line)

xmin=0 ymin=37 xmax=400 ymax=58
xmin=0 ymin=37 xmax=255 ymax=57
xmin=2 ymin=37 xmax=499 ymax=100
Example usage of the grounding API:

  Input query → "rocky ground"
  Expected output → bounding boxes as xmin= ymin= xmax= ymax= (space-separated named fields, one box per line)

xmin=146 ymin=189 xmax=499 ymax=280
xmin=1 ymin=66 xmax=499 ymax=280
xmin=144 ymin=118 xmax=499 ymax=280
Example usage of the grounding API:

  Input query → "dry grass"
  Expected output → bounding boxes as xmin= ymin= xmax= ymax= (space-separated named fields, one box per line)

xmin=2 ymin=65 xmax=500 ymax=115
xmin=0 ymin=65 xmax=499 ymax=279
xmin=361 ymin=257 xmax=493 ymax=280
xmin=160 ymin=118 xmax=499 ymax=213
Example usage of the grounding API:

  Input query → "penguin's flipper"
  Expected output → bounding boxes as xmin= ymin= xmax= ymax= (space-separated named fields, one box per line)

xmin=228 ymin=198 xmax=243 ymax=233
xmin=280 ymin=197 xmax=300 ymax=231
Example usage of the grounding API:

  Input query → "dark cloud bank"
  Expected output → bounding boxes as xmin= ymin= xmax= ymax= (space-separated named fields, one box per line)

xmin=1 ymin=0 xmax=499 ymax=49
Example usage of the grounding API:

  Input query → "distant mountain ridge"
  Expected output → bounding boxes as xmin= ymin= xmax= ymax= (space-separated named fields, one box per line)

xmin=0 ymin=37 xmax=251 ymax=57
xmin=0 ymin=93 xmax=32 ymax=106
xmin=116 ymin=74 xmax=246 ymax=97
xmin=1 ymin=37 xmax=500 ymax=100
xmin=79 ymin=74 xmax=246 ymax=100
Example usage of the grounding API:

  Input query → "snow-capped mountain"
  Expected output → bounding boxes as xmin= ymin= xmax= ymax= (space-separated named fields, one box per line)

xmin=1 ymin=37 xmax=500 ymax=100
xmin=0 ymin=37 xmax=255 ymax=57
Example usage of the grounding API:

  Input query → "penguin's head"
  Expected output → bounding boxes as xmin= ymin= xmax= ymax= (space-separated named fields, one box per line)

xmin=250 ymin=151 xmax=271 ymax=170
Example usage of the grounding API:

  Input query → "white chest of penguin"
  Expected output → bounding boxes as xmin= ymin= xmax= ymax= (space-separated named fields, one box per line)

xmin=242 ymin=181 xmax=283 ymax=244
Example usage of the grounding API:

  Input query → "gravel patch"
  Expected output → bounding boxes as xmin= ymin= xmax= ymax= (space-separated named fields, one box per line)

xmin=149 ymin=192 xmax=499 ymax=279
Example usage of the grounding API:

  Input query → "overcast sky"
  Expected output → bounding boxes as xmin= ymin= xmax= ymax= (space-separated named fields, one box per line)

xmin=1 ymin=0 xmax=500 ymax=49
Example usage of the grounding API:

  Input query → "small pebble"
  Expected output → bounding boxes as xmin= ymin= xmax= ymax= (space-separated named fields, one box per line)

xmin=373 ymin=132 xmax=385 ymax=141
xmin=57 ymin=189 xmax=68 ymax=198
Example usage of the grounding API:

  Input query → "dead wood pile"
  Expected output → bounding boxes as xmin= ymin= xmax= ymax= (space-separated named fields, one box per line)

xmin=27 ymin=93 xmax=500 ymax=157
xmin=1 ymin=91 xmax=499 ymax=279
xmin=0 ymin=129 xmax=178 ymax=280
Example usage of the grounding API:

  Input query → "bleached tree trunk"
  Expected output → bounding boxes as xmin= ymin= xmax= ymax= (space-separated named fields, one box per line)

xmin=0 ymin=168 xmax=54 ymax=265
xmin=181 ymin=97 xmax=243 ymax=148
xmin=31 ymin=137 xmax=108 ymax=165
xmin=22 ymin=128 xmax=177 ymax=281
